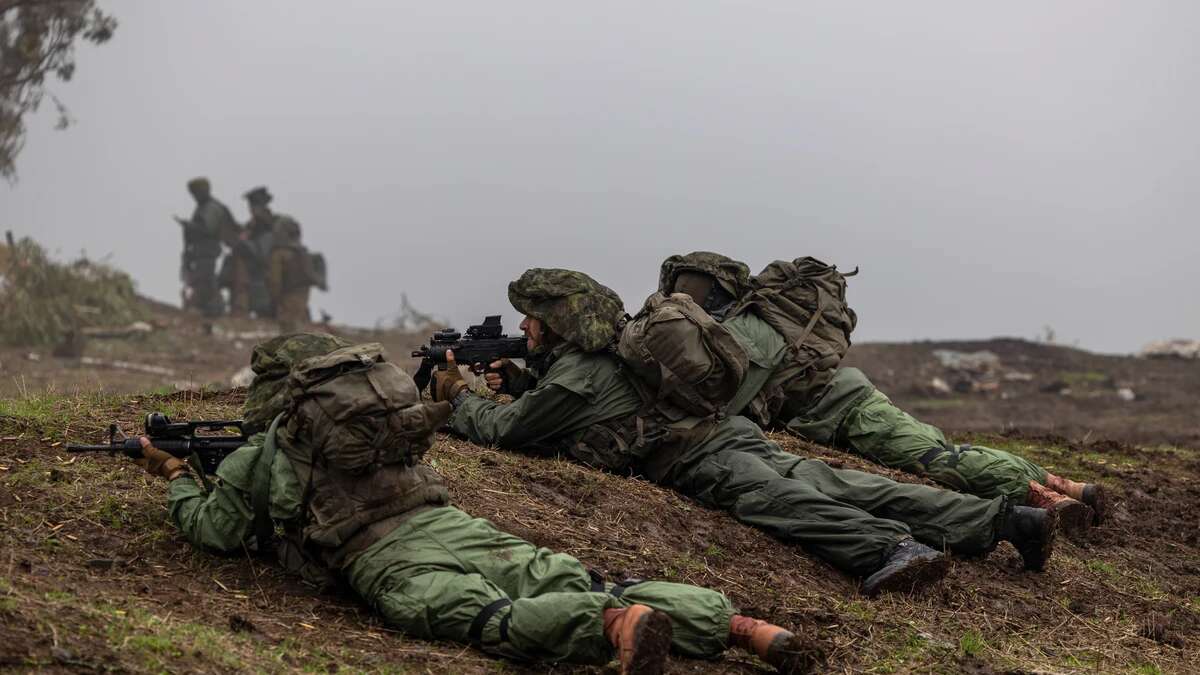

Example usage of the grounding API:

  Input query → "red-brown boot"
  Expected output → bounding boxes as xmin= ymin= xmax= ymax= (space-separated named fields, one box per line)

xmin=1045 ymin=472 xmax=1108 ymax=525
xmin=729 ymin=615 xmax=824 ymax=674
xmin=603 ymin=605 xmax=672 ymax=675
xmin=1027 ymin=481 xmax=1093 ymax=536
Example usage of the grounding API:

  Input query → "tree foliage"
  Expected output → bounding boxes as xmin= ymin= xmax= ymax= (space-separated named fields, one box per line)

xmin=0 ymin=0 xmax=115 ymax=180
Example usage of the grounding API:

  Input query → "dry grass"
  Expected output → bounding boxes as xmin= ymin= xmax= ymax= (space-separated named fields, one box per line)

xmin=1 ymin=390 xmax=1197 ymax=674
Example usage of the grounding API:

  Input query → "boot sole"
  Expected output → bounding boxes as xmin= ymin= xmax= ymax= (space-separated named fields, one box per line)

xmin=863 ymin=553 xmax=950 ymax=597
xmin=766 ymin=634 xmax=827 ymax=675
xmin=1082 ymin=484 xmax=1108 ymax=525
xmin=1051 ymin=500 xmax=1094 ymax=538
xmin=625 ymin=610 xmax=673 ymax=675
xmin=1019 ymin=509 xmax=1058 ymax=571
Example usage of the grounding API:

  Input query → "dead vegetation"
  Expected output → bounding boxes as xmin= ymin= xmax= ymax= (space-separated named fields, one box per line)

xmin=1 ymin=389 xmax=1197 ymax=674
xmin=0 ymin=234 xmax=145 ymax=348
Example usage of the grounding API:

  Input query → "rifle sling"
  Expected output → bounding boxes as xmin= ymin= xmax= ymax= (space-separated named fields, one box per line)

xmin=252 ymin=413 xmax=286 ymax=557
xmin=186 ymin=451 xmax=215 ymax=493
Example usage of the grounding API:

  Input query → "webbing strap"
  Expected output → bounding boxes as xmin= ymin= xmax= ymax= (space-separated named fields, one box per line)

xmin=468 ymin=598 xmax=513 ymax=646
xmin=251 ymin=413 xmax=286 ymax=557
xmin=918 ymin=443 xmax=964 ymax=469
xmin=917 ymin=446 xmax=945 ymax=467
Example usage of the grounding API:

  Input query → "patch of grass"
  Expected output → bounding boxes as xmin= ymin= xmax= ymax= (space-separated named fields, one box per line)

xmin=958 ymin=630 xmax=986 ymax=657
xmin=0 ymin=392 xmax=65 ymax=426
xmin=1087 ymin=560 xmax=1118 ymax=577
xmin=1130 ymin=664 xmax=1163 ymax=675
xmin=866 ymin=628 xmax=931 ymax=674
xmin=1059 ymin=371 xmax=1110 ymax=387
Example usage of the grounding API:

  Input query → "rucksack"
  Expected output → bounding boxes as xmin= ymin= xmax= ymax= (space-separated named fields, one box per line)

xmin=734 ymin=256 xmax=858 ymax=376
xmin=285 ymin=343 xmax=431 ymax=471
xmin=617 ymin=292 xmax=750 ymax=420
xmin=305 ymin=251 xmax=328 ymax=292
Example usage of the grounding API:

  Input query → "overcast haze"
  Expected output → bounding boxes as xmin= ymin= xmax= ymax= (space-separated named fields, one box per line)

xmin=4 ymin=1 xmax=1198 ymax=353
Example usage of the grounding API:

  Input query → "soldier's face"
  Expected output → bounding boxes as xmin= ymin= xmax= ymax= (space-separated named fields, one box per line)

xmin=520 ymin=315 xmax=544 ymax=351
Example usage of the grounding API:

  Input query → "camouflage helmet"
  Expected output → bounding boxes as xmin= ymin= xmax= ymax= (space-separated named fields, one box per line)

xmin=186 ymin=177 xmax=211 ymax=197
xmin=243 ymin=186 xmax=273 ymax=205
xmin=242 ymin=332 xmax=351 ymax=433
xmin=659 ymin=252 xmax=752 ymax=299
xmin=508 ymin=268 xmax=625 ymax=352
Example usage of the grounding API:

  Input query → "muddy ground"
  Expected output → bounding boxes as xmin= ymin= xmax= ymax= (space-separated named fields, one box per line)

xmin=1 ymin=386 xmax=1197 ymax=674
xmin=2 ymin=302 xmax=1198 ymax=673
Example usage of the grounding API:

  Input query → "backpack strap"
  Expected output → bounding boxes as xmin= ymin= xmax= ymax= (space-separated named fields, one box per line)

xmin=251 ymin=413 xmax=286 ymax=556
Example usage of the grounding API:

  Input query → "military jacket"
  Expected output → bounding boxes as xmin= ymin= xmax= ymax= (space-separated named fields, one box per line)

xmin=448 ymin=343 xmax=642 ymax=452
xmin=187 ymin=199 xmax=239 ymax=256
xmin=167 ymin=432 xmax=302 ymax=553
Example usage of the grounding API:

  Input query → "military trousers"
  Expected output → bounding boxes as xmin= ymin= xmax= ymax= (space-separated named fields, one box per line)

xmin=185 ymin=254 xmax=223 ymax=316
xmin=651 ymin=416 xmax=1005 ymax=577
xmin=784 ymin=368 xmax=1047 ymax=503
xmin=344 ymin=506 xmax=734 ymax=665
xmin=275 ymin=289 xmax=311 ymax=329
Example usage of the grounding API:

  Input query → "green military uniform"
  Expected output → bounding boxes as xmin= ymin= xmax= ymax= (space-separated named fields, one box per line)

xmin=666 ymin=253 xmax=1049 ymax=505
xmin=268 ymin=217 xmax=312 ymax=328
xmin=163 ymin=333 xmax=736 ymax=666
xmin=182 ymin=178 xmax=239 ymax=317
xmin=449 ymin=274 xmax=1010 ymax=579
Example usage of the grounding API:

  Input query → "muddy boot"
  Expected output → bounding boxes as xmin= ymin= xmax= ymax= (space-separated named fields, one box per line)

xmin=729 ymin=615 xmax=824 ymax=674
xmin=861 ymin=538 xmax=949 ymax=597
xmin=1046 ymin=472 xmax=1108 ymax=525
xmin=603 ymin=604 xmax=673 ymax=675
xmin=1026 ymin=480 xmax=1093 ymax=536
xmin=999 ymin=505 xmax=1057 ymax=571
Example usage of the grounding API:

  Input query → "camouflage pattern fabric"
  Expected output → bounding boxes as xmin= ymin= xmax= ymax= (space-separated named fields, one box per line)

xmin=242 ymin=332 xmax=351 ymax=433
xmin=507 ymin=268 xmax=625 ymax=352
xmin=658 ymin=252 xmax=753 ymax=299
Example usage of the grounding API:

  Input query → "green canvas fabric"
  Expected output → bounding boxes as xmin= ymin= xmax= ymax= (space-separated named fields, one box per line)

xmin=242 ymin=332 xmax=351 ymax=434
xmin=348 ymin=506 xmax=734 ymax=662
xmin=450 ymin=351 xmax=1009 ymax=578
xmin=449 ymin=343 xmax=642 ymax=457
xmin=658 ymin=251 xmax=753 ymax=299
xmin=651 ymin=416 xmax=1006 ymax=577
xmin=507 ymin=268 xmax=625 ymax=352
xmin=787 ymin=367 xmax=1047 ymax=502
xmin=168 ymin=443 xmax=733 ymax=665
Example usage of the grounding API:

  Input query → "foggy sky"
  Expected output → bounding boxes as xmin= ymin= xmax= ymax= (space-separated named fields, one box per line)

xmin=4 ymin=1 xmax=1199 ymax=353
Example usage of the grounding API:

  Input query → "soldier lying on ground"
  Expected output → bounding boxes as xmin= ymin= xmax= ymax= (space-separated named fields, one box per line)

xmin=134 ymin=333 xmax=822 ymax=675
xmin=655 ymin=252 xmax=1107 ymax=534
xmin=432 ymin=269 xmax=1057 ymax=597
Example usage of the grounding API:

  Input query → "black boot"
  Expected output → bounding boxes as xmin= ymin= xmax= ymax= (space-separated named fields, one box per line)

xmin=861 ymin=538 xmax=949 ymax=597
xmin=999 ymin=505 xmax=1057 ymax=571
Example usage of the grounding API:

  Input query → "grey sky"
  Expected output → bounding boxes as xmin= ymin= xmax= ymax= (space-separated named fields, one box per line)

xmin=4 ymin=1 xmax=1198 ymax=353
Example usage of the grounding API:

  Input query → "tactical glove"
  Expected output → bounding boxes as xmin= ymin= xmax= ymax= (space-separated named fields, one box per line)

xmin=134 ymin=437 xmax=189 ymax=481
xmin=432 ymin=350 xmax=468 ymax=402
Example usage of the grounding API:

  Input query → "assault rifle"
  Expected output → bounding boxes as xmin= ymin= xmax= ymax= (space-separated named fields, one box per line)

xmin=67 ymin=413 xmax=248 ymax=476
xmin=412 ymin=315 xmax=528 ymax=394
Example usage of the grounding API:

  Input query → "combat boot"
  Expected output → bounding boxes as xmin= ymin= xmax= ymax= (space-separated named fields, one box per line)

xmin=861 ymin=538 xmax=949 ymax=597
xmin=729 ymin=615 xmax=824 ymax=674
xmin=603 ymin=604 xmax=673 ymax=675
xmin=999 ymin=505 xmax=1057 ymax=571
xmin=1026 ymin=480 xmax=1093 ymax=536
xmin=1045 ymin=472 xmax=1108 ymax=525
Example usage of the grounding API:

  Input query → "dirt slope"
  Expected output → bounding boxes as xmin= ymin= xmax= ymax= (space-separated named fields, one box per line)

xmin=1 ymin=390 xmax=1197 ymax=674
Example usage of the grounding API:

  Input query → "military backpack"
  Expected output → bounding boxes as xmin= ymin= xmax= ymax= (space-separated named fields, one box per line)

xmin=617 ymin=292 xmax=750 ymax=420
xmin=734 ymin=256 xmax=858 ymax=377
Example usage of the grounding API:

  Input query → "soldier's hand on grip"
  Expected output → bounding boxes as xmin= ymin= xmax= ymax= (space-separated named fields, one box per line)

xmin=433 ymin=350 xmax=468 ymax=402
xmin=134 ymin=437 xmax=189 ymax=481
